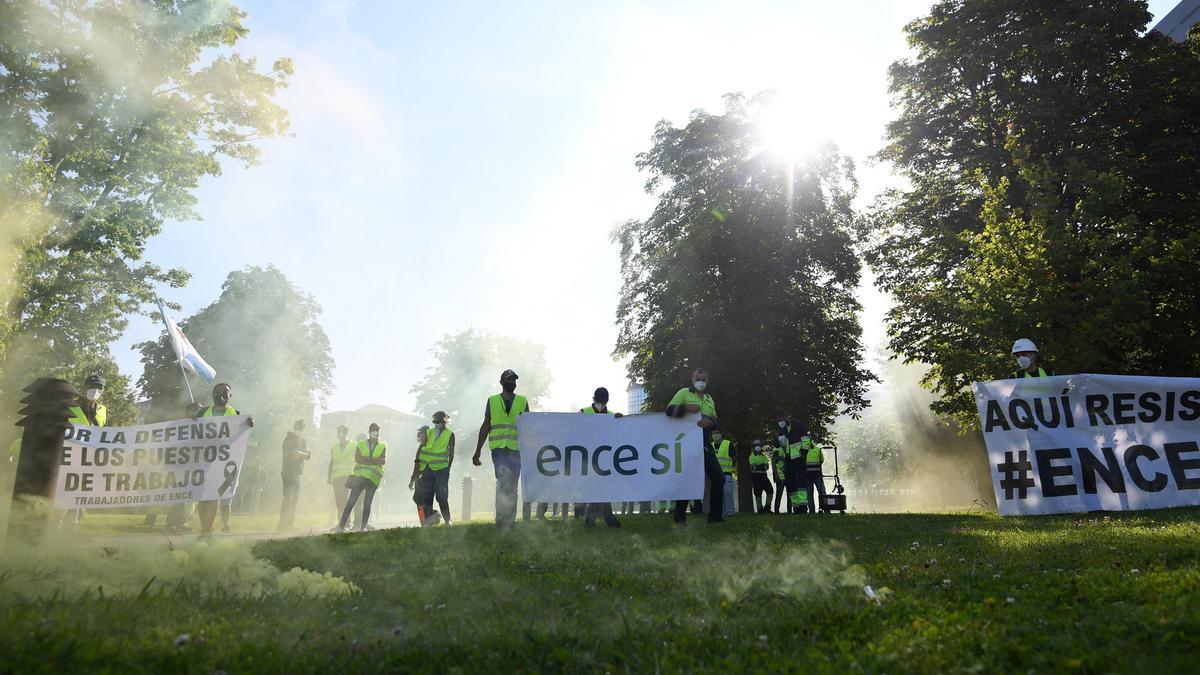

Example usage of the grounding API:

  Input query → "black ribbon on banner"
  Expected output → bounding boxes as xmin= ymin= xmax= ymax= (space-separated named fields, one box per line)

xmin=218 ymin=461 xmax=238 ymax=496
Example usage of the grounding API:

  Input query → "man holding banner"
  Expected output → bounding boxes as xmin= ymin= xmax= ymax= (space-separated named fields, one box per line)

xmin=665 ymin=369 xmax=725 ymax=525
xmin=195 ymin=383 xmax=252 ymax=535
xmin=581 ymin=387 xmax=623 ymax=528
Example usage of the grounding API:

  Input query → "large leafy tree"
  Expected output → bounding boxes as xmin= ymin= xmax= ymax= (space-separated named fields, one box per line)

xmin=0 ymin=0 xmax=291 ymax=414
xmin=136 ymin=266 xmax=333 ymax=466
xmin=868 ymin=0 xmax=1200 ymax=428
xmin=410 ymin=328 xmax=551 ymax=478
xmin=614 ymin=92 xmax=873 ymax=447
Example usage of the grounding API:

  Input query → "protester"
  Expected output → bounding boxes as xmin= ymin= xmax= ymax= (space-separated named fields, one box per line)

xmin=337 ymin=422 xmax=385 ymax=532
xmin=328 ymin=424 xmax=360 ymax=530
xmin=414 ymin=411 xmax=454 ymax=526
xmin=278 ymin=420 xmax=311 ymax=532
xmin=749 ymin=438 xmax=774 ymax=513
xmin=771 ymin=442 xmax=788 ymax=514
xmin=194 ymin=383 xmax=253 ymax=535
xmin=473 ymin=369 xmax=531 ymax=529
xmin=62 ymin=373 xmax=108 ymax=528
xmin=581 ymin=387 xmax=623 ymax=528
xmin=804 ymin=438 xmax=827 ymax=514
xmin=1010 ymin=338 xmax=1055 ymax=378
xmin=712 ymin=429 xmax=737 ymax=517
xmin=775 ymin=411 xmax=811 ymax=514
xmin=665 ymin=368 xmax=724 ymax=525
xmin=409 ymin=426 xmax=431 ymax=523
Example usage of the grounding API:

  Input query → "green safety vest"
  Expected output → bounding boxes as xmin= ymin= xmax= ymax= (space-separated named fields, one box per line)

xmin=774 ymin=458 xmax=786 ymax=481
xmin=580 ymin=405 xmax=612 ymax=415
xmin=419 ymin=427 xmax=453 ymax=471
xmin=488 ymin=394 xmax=528 ymax=452
xmin=714 ymin=440 xmax=733 ymax=474
xmin=1012 ymin=367 xmax=1052 ymax=379
xmin=68 ymin=403 xmax=107 ymax=427
xmin=199 ymin=405 xmax=238 ymax=417
xmin=330 ymin=440 xmax=356 ymax=478
xmin=353 ymin=439 xmax=387 ymax=486
xmin=789 ymin=435 xmax=813 ymax=460
xmin=669 ymin=387 xmax=717 ymax=418
xmin=749 ymin=450 xmax=770 ymax=473
xmin=806 ymin=443 xmax=823 ymax=468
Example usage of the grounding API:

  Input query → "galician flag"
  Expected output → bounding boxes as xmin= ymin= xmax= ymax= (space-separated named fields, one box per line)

xmin=156 ymin=298 xmax=216 ymax=385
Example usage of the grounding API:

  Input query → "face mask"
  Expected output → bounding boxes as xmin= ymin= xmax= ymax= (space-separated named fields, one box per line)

xmin=214 ymin=393 xmax=229 ymax=405
xmin=777 ymin=421 xmax=786 ymax=429
xmin=434 ymin=422 xmax=445 ymax=429
xmin=85 ymin=388 xmax=102 ymax=402
xmin=595 ymin=403 xmax=606 ymax=412
xmin=1016 ymin=355 xmax=1033 ymax=370
xmin=693 ymin=380 xmax=707 ymax=392
xmin=502 ymin=381 xmax=516 ymax=393
xmin=370 ymin=431 xmax=379 ymax=440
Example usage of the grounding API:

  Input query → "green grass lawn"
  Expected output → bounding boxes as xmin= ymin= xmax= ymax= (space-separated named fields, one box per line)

xmin=2 ymin=507 xmax=1198 ymax=673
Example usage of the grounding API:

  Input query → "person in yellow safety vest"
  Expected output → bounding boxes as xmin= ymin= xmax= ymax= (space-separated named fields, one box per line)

xmin=410 ymin=426 xmax=430 ymax=522
xmin=665 ymin=368 xmax=725 ymax=525
xmin=581 ymin=387 xmax=623 ymax=528
xmin=804 ymin=439 xmax=827 ymax=514
xmin=412 ymin=411 xmax=455 ymax=526
xmin=68 ymin=373 xmax=108 ymax=427
xmin=61 ymin=373 xmax=108 ymax=528
xmin=1010 ymin=338 xmax=1055 ymax=379
xmin=770 ymin=442 xmax=788 ymax=514
xmin=337 ymin=422 xmax=385 ymax=532
xmin=713 ymin=430 xmax=737 ymax=518
xmin=472 ymin=369 xmax=531 ymax=529
xmin=748 ymin=439 xmax=774 ymax=514
xmin=774 ymin=411 xmax=812 ymax=514
xmin=194 ymin=383 xmax=254 ymax=535
xmin=328 ymin=425 xmax=361 ymax=530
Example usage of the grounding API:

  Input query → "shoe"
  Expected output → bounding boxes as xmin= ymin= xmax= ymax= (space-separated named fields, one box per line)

xmin=332 ymin=526 xmax=344 ymax=534
xmin=707 ymin=517 xmax=725 ymax=524
xmin=604 ymin=518 xmax=622 ymax=529
xmin=583 ymin=519 xmax=596 ymax=528
xmin=222 ymin=524 xmax=231 ymax=533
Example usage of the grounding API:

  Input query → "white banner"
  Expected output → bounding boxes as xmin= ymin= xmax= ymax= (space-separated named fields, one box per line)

xmin=55 ymin=416 xmax=253 ymax=509
xmin=974 ymin=373 xmax=1200 ymax=516
xmin=517 ymin=412 xmax=705 ymax=502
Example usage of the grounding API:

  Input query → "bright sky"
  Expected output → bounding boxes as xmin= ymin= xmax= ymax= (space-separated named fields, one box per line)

xmin=110 ymin=0 xmax=1182 ymax=417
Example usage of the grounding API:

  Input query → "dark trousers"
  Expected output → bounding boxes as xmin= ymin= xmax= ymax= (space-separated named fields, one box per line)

xmin=773 ymin=476 xmax=788 ymax=512
xmin=674 ymin=449 xmax=725 ymax=523
xmin=279 ymin=474 xmax=301 ymax=530
xmin=585 ymin=502 xmax=619 ymax=526
xmin=805 ymin=468 xmax=827 ymax=512
xmin=339 ymin=476 xmax=377 ymax=530
xmin=785 ymin=458 xmax=806 ymax=513
xmin=751 ymin=472 xmax=774 ymax=512
xmin=419 ymin=467 xmax=451 ymax=524
xmin=493 ymin=449 xmax=521 ymax=526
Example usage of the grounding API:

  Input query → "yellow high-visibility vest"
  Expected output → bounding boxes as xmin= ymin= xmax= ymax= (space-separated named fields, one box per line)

xmin=488 ymin=394 xmax=527 ymax=452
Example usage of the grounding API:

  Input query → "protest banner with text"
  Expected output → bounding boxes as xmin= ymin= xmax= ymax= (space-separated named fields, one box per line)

xmin=974 ymin=374 xmax=1200 ymax=515
xmin=55 ymin=416 xmax=252 ymax=509
xmin=517 ymin=412 xmax=704 ymax=503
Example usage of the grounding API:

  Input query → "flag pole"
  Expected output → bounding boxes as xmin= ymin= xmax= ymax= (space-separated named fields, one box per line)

xmin=177 ymin=357 xmax=195 ymax=404
xmin=157 ymin=297 xmax=195 ymax=404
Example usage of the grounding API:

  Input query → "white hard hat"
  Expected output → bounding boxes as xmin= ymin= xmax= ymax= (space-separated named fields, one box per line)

xmin=1011 ymin=338 xmax=1039 ymax=354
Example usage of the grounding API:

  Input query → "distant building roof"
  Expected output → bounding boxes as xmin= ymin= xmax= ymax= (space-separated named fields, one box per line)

xmin=1154 ymin=0 xmax=1200 ymax=41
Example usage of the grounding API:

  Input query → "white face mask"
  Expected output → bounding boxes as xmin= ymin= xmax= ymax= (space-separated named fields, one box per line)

xmin=693 ymin=380 xmax=707 ymax=392
xmin=777 ymin=420 xmax=786 ymax=429
xmin=595 ymin=403 xmax=606 ymax=412
xmin=434 ymin=422 xmax=445 ymax=429
xmin=85 ymin=388 xmax=102 ymax=402
xmin=370 ymin=431 xmax=379 ymax=440
xmin=1016 ymin=355 xmax=1033 ymax=370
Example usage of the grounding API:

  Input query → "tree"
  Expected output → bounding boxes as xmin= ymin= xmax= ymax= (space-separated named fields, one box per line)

xmin=868 ymin=0 xmax=1200 ymax=429
xmin=410 ymin=328 xmax=551 ymax=477
xmin=614 ymin=92 xmax=873 ymax=449
xmin=136 ymin=266 xmax=333 ymax=468
xmin=0 ymin=0 xmax=291 ymax=411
